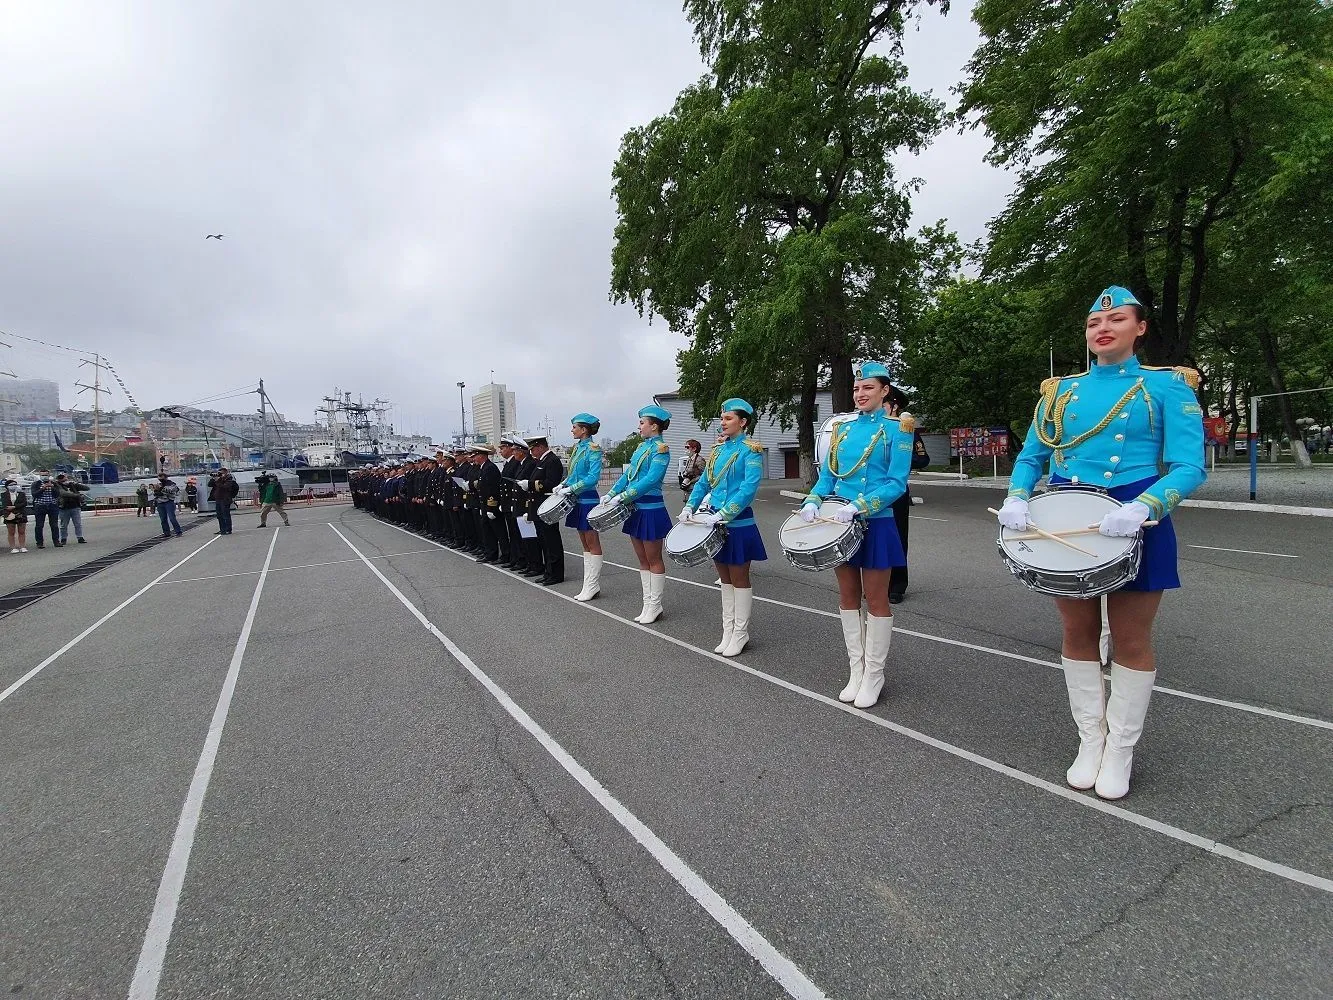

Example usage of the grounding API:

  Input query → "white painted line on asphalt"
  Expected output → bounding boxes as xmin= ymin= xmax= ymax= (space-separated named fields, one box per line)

xmin=1181 ymin=499 xmax=1333 ymax=518
xmin=1187 ymin=544 xmax=1298 ymax=559
xmin=0 ymin=535 xmax=221 ymax=707
xmin=910 ymin=515 xmax=949 ymax=522
xmin=160 ymin=548 xmax=442 ymax=584
xmin=367 ymin=520 xmax=1333 ymax=897
xmin=127 ymin=527 xmax=281 ymax=1000
xmin=574 ymin=552 xmax=1333 ymax=733
xmin=330 ymin=524 xmax=827 ymax=1000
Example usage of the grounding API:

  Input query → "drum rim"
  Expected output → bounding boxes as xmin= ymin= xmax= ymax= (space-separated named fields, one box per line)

xmin=998 ymin=488 xmax=1133 ymax=572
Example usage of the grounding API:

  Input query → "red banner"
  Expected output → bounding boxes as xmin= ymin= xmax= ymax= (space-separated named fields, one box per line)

xmin=1202 ymin=416 xmax=1228 ymax=445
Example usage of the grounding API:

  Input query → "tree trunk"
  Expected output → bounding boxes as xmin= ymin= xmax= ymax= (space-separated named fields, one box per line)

xmin=798 ymin=361 xmax=818 ymax=484
xmin=829 ymin=353 xmax=854 ymax=414
xmin=1255 ymin=322 xmax=1312 ymax=468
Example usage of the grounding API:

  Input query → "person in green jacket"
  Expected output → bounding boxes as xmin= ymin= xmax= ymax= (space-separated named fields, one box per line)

xmin=135 ymin=483 xmax=149 ymax=517
xmin=258 ymin=474 xmax=290 ymax=527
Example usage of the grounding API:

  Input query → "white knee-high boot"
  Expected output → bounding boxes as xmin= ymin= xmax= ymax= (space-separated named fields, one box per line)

xmin=721 ymin=587 xmax=752 ymax=656
xmin=838 ymin=608 xmax=865 ymax=703
xmin=640 ymin=573 xmax=666 ymax=624
xmin=1095 ymin=662 xmax=1156 ymax=800
xmin=854 ymin=615 xmax=893 ymax=708
xmin=1062 ymin=657 xmax=1106 ymax=790
xmin=715 ymin=585 xmax=735 ymax=653
xmin=574 ymin=553 xmax=602 ymax=602
xmin=633 ymin=569 xmax=652 ymax=622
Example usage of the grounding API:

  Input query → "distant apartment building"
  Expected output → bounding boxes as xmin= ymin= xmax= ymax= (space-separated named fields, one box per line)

xmin=471 ymin=383 xmax=517 ymax=445
xmin=0 ymin=378 xmax=60 ymax=421
xmin=0 ymin=418 xmax=77 ymax=450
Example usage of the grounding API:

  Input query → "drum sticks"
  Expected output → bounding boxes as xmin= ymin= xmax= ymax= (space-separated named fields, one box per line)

xmin=986 ymin=508 xmax=1099 ymax=557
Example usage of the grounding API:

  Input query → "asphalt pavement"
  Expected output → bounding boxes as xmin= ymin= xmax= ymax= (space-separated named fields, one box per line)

xmin=1 ymin=490 xmax=1328 ymax=999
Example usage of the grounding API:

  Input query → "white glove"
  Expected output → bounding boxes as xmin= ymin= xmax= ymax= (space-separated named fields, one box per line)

xmin=696 ymin=511 xmax=725 ymax=526
xmin=603 ymin=493 xmax=621 ymax=506
xmin=997 ymin=497 xmax=1030 ymax=531
xmin=799 ymin=503 xmax=819 ymax=523
xmin=678 ymin=506 xmax=694 ymax=523
xmin=1099 ymin=501 xmax=1151 ymax=537
xmin=553 ymin=484 xmax=570 ymax=497
xmin=485 ymin=511 xmax=496 ymax=520
xmin=830 ymin=504 xmax=858 ymax=524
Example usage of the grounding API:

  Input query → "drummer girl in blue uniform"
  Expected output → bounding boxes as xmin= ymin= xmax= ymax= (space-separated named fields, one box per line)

xmin=682 ymin=398 xmax=767 ymax=657
xmin=555 ymin=413 xmax=605 ymax=602
xmin=800 ymin=362 xmax=914 ymax=709
xmin=605 ymin=405 xmax=673 ymax=624
xmin=997 ymin=285 xmax=1206 ymax=800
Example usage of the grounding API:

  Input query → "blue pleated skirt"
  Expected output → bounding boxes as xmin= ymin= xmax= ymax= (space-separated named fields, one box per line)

xmin=623 ymin=501 xmax=672 ymax=541
xmin=847 ymin=514 xmax=906 ymax=570
xmin=713 ymin=508 xmax=767 ymax=565
xmin=565 ymin=489 xmax=599 ymax=531
xmin=1050 ymin=476 xmax=1179 ymax=591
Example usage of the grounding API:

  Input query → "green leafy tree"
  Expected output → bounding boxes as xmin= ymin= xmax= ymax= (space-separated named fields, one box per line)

xmin=612 ymin=0 xmax=948 ymax=480
xmin=604 ymin=435 xmax=642 ymax=468
xmin=116 ymin=445 xmax=160 ymax=471
xmin=14 ymin=446 xmax=66 ymax=472
xmin=960 ymin=0 xmax=1332 ymax=366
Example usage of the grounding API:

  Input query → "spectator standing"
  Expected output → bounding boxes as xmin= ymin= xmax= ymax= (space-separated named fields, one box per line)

xmin=184 ymin=479 xmax=198 ymax=510
xmin=678 ymin=439 xmax=705 ymax=494
xmin=55 ymin=473 xmax=90 ymax=544
xmin=29 ymin=470 xmax=61 ymax=548
xmin=208 ymin=468 xmax=239 ymax=535
xmin=152 ymin=473 xmax=183 ymax=538
xmin=135 ymin=482 xmax=150 ymax=517
xmin=258 ymin=474 xmax=290 ymax=527
xmin=886 ymin=387 xmax=930 ymax=603
xmin=3 ymin=478 xmax=29 ymax=552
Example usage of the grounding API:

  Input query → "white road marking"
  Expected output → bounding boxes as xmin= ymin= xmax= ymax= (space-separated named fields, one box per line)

xmin=910 ymin=515 xmax=949 ymax=522
xmin=1187 ymin=544 xmax=1298 ymax=559
xmin=572 ymin=551 xmax=1333 ymax=733
xmin=366 ymin=519 xmax=1333 ymax=896
xmin=127 ymin=528 xmax=281 ymax=1000
xmin=0 ymin=535 xmax=220 ymax=707
xmin=160 ymin=548 xmax=441 ymax=584
xmin=329 ymin=525 xmax=827 ymax=1000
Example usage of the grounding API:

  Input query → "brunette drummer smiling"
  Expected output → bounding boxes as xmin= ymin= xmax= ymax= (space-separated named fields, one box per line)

xmin=681 ymin=398 xmax=767 ymax=657
xmin=998 ymin=285 xmax=1206 ymax=800
xmin=800 ymin=362 xmax=915 ymax=709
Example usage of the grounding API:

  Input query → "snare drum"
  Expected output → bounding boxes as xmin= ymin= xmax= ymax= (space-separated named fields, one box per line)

xmin=587 ymin=497 xmax=634 ymax=533
xmin=778 ymin=496 xmax=865 ymax=572
xmin=665 ymin=517 xmax=728 ymax=568
xmin=536 ymin=492 xmax=575 ymax=525
xmin=997 ymin=487 xmax=1142 ymax=598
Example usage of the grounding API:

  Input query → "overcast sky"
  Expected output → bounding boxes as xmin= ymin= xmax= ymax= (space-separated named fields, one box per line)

xmin=0 ymin=1 xmax=1011 ymax=445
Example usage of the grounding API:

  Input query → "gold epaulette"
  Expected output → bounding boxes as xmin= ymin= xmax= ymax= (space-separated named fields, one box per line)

xmin=1040 ymin=376 xmax=1062 ymax=395
xmin=896 ymin=412 xmax=915 ymax=433
xmin=1143 ymin=365 xmax=1201 ymax=390
xmin=656 ymin=441 xmax=669 ymax=454
xmin=588 ymin=441 xmax=601 ymax=451
xmin=744 ymin=438 xmax=764 ymax=452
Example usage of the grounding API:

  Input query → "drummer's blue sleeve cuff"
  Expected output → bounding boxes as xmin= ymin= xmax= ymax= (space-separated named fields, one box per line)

xmin=1134 ymin=492 xmax=1166 ymax=520
xmin=802 ymin=493 xmax=821 ymax=506
xmin=723 ymin=501 xmax=741 ymax=517
xmin=1007 ymin=486 xmax=1032 ymax=500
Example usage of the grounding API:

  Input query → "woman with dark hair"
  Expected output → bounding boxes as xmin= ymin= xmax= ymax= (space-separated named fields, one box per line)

xmin=605 ymin=405 xmax=673 ymax=623
xmin=554 ymin=413 xmax=605 ymax=601
xmin=682 ymin=398 xmax=767 ymax=656
xmin=800 ymin=362 xmax=914 ymax=708
xmin=997 ymin=285 xmax=1205 ymax=799
xmin=678 ymin=439 xmax=705 ymax=494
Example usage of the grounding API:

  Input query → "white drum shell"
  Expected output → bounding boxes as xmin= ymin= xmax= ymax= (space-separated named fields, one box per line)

xmin=588 ymin=498 xmax=634 ymax=532
xmin=537 ymin=493 xmax=575 ymax=525
xmin=778 ymin=496 xmax=864 ymax=572
xmin=997 ymin=487 xmax=1143 ymax=598
xmin=665 ymin=517 xmax=728 ymax=567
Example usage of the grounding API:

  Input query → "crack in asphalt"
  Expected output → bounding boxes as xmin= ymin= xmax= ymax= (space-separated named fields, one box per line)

xmin=485 ymin=725 xmax=685 ymax=999
xmin=1222 ymin=800 xmax=1333 ymax=849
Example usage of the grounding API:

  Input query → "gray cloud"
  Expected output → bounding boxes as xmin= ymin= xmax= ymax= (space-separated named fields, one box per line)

xmin=1 ymin=1 xmax=1009 ymax=444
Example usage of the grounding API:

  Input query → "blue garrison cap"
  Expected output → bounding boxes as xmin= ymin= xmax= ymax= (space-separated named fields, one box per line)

xmin=854 ymin=361 xmax=892 ymax=381
xmin=720 ymin=397 xmax=754 ymax=416
xmin=638 ymin=405 xmax=670 ymax=423
xmin=1089 ymin=285 xmax=1142 ymax=314
xmin=571 ymin=412 xmax=599 ymax=425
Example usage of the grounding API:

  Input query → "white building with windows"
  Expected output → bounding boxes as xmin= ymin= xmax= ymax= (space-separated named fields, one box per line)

xmin=471 ymin=383 xmax=517 ymax=445
xmin=0 ymin=378 xmax=60 ymax=421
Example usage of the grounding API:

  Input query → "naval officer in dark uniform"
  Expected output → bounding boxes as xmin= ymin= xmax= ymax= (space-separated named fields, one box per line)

xmin=469 ymin=444 xmax=503 ymax=564
xmin=523 ymin=435 xmax=565 ymax=584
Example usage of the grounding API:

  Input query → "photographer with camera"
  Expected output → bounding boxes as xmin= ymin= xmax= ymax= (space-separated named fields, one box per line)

xmin=55 ymin=472 xmax=90 ymax=545
xmin=152 ymin=473 xmax=183 ymax=538
xmin=207 ymin=468 xmax=240 ymax=535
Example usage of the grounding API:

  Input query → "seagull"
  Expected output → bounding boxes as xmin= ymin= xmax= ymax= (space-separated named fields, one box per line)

xmin=205 ymin=234 xmax=224 ymax=239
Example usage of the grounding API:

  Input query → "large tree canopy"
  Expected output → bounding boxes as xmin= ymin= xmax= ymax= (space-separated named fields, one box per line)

xmin=611 ymin=0 xmax=948 ymax=478
xmin=960 ymin=0 xmax=1332 ymax=368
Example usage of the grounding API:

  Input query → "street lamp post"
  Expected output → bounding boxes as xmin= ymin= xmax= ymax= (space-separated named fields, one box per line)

xmin=456 ymin=382 xmax=467 ymax=446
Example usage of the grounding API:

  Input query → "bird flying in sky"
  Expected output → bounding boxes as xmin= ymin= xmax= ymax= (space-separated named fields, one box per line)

xmin=205 ymin=234 xmax=224 ymax=239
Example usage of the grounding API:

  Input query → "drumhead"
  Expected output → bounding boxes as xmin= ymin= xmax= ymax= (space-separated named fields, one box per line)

xmin=537 ymin=494 xmax=567 ymax=516
xmin=666 ymin=520 xmax=712 ymax=554
xmin=779 ymin=497 xmax=855 ymax=551
xmin=999 ymin=489 xmax=1133 ymax=572
xmin=588 ymin=501 xmax=616 ymax=519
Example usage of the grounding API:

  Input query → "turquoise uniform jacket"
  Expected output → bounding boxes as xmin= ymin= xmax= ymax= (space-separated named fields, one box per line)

xmin=805 ymin=410 xmax=913 ymax=518
xmin=688 ymin=435 xmax=764 ymax=523
xmin=611 ymin=437 xmax=670 ymax=507
xmin=561 ymin=439 xmax=604 ymax=494
xmin=1008 ymin=356 xmax=1207 ymax=519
